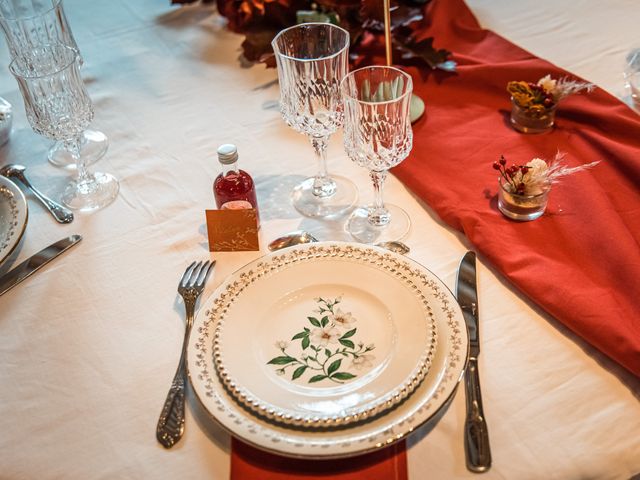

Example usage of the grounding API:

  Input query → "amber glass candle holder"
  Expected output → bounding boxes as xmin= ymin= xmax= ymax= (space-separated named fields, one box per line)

xmin=510 ymin=98 xmax=557 ymax=134
xmin=497 ymin=178 xmax=550 ymax=221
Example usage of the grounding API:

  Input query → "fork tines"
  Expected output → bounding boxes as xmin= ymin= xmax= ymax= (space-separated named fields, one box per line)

xmin=179 ymin=260 xmax=214 ymax=290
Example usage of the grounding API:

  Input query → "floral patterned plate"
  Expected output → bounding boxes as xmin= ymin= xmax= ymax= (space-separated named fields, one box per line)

xmin=0 ymin=176 xmax=28 ymax=266
xmin=187 ymin=242 xmax=468 ymax=458
xmin=209 ymin=242 xmax=438 ymax=428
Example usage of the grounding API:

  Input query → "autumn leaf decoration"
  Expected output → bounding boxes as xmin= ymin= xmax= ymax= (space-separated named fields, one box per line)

xmin=171 ymin=0 xmax=455 ymax=73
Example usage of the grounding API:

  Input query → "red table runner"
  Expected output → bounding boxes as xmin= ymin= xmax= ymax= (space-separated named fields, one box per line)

xmin=231 ymin=438 xmax=408 ymax=479
xmin=395 ymin=0 xmax=640 ymax=377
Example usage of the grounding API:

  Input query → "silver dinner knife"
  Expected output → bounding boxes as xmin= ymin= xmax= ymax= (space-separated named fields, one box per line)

xmin=0 ymin=235 xmax=82 ymax=296
xmin=456 ymin=251 xmax=492 ymax=473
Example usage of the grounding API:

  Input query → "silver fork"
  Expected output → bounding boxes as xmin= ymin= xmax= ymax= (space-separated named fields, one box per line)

xmin=156 ymin=260 xmax=215 ymax=449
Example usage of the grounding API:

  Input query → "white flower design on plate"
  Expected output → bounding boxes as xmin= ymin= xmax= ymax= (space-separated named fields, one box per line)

xmin=310 ymin=325 xmax=340 ymax=346
xmin=329 ymin=308 xmax=356 ymax=328
xmin=267 ymin=296 xmax=376 ymax=384
xmin=351 ymin=354 xmax=375 ymax=371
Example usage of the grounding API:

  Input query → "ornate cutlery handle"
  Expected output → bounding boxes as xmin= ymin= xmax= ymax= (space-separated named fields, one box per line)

xmin=20 ymin=174 xmax=74 ymax=224
xmin=156 ymin=296 xmax=196 ymax=448
xmin=34 ymin=189 xmax=74 ymax=223
xmin=156 ymin=372 xmax=186 ymax=449
xmin=464 ymin=357 xmax=492 ymax=472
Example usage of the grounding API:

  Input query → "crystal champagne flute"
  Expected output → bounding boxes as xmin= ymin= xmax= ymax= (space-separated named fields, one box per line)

xmin=10 ymin=44 xmax=119 ymax=211
xmin=272 ymin=23 xmax=357 ymax=218
xmin=341 ymin=66 xmax=413 ymax=243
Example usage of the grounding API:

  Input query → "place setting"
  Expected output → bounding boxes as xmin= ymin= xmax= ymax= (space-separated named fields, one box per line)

xmin=152 ymin=15 xmax=484 ymax=475
xmin=163 ymin=241 xmax=469 ymax=460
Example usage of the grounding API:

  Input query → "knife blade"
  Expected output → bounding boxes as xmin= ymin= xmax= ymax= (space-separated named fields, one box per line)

xmin=456 ymin=251 xmax=492 ymax=473
xmin=0 ymin=235 xmax=82 ymax=296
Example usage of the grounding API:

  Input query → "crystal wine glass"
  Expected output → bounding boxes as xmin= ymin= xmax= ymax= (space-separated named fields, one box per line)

xmin=10 ymin=44 xmax=119 ymax=211
xmin=272 ymin=23 xmax=358 ymax=218
xmin=0 ymin=0 xmax=108 ymax=169
xmin=341 ymin=66 xmax=413 ymax=243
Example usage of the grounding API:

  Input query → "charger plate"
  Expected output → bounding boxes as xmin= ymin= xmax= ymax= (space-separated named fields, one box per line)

xmin=187 ymin=242 xmax=469 ymax=458
xmin=0 ymin=176 xmax=27 ymax=266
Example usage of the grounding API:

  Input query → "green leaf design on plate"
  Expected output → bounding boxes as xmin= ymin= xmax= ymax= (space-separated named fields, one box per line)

xmin=327 ymin=359 xmax=342 ymax=375
xmin=339 ymin=339 xmax=355 ymax=348
xmin=292 ymin=365 xmax=307 ymax=380
xmin=291 ymin=331 xmax=307 ymax=340
xmin=308 ymin=317 xmax=321 ymax=327
xmin=267 ymin=297 xmax=376 ymax=384
xmin=340 ymin=328 xmax=357 ymax=339
xmin=331 ymin=372 xmax=357 ymax=381
xmin=267 ymin=356 xmax=296 ymax=365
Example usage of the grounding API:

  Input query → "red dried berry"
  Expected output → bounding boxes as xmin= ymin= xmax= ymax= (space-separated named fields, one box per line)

xmin=493 ymin=162 xmax=501 ymax=170
xmin=499 ymin=156 xmax=506 ymax=166
xmin=520 ymin=166 xmax=529 ymax=175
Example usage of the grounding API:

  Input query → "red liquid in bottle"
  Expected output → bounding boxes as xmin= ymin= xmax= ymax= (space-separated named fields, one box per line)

xmin=214 ymin=144 xmax=260 ymax=224
xmin=214 ymin=170 xmax=258 ymax=211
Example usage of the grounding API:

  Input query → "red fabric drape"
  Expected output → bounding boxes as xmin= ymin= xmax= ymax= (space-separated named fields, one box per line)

xmin=395 ymin=0 xmax=640 ymax=376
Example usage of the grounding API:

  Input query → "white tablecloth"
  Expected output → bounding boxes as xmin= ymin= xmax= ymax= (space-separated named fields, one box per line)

xmin=0 ymin=1 xmax=638 ymax=479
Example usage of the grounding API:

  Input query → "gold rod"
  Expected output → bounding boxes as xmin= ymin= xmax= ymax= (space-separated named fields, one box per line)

xmin=383 ymin=0 xmax=392 ymax=66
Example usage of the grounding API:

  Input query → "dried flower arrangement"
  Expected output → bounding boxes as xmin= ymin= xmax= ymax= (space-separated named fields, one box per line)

xmin=169 ymin=0 xmax=454 ymax=73
xmin=493 ymin=152 xmax=599 ymax=196
xmin=507 ymin=75 xmax=593 ymax=117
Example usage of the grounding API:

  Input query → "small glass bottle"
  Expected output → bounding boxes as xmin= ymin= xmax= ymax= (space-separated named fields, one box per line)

xmin=213 ymin=144 xmax=259 ymax=222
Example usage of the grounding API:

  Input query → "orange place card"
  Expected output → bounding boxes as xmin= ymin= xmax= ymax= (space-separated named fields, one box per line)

xmin=205 ymin=209 xmax=259 ymax=252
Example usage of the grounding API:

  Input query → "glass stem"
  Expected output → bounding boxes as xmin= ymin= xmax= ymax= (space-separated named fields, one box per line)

xmin=65 ymin=135 xmax=89 ymax=183
xmin=368 ymin=170 xmax=390 ymax=227
xmin=309 ymin=135 xmax=337 ymax=198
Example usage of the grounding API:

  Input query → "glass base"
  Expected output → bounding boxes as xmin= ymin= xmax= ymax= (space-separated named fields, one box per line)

xmin=509 ymin=97 xmax=556 ymax=134
xmin=292 ymin=175 xmax=358 ymax=218
xmin=61 ymin=172 xmax=119 ymax=212
xmin=48 ymin=130 xmax=108 ymax=169
xmin=498 ymin=197 xmax=545 ymax=221
xmin=347 ymin=203 xmax=410 ymax=244
xmin=497 ymin=183 xmax=549 ymax=221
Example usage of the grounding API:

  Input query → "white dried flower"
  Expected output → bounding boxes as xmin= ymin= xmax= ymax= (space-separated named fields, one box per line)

xmin=537 ymin=75 xmax=557 ymax=94
xmin=523 ymin=152 xmax=599 ymax=195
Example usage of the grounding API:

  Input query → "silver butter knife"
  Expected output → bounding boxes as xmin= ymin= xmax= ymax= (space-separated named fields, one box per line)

xmin=0 ymin=235 xmax=82 ymax=296
xmin=456 ymin=251 xmax=492 ymax=473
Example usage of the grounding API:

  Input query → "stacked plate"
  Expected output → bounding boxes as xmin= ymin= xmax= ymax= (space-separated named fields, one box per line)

xmin=0 ymin=176 xmax=28 ymax=266
xmin=187 ymin=242 xmax=468 ymax=459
